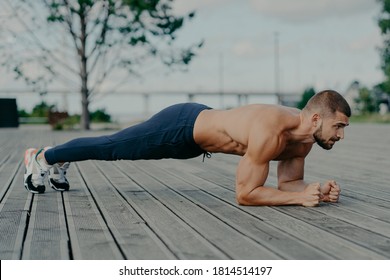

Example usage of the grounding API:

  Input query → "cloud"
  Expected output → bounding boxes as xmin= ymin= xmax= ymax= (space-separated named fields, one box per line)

xmin=249 ymin=0 xmax=378 ymax=23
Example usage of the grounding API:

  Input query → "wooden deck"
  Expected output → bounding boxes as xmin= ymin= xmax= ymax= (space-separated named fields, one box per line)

xmin=0 ymin=123 xmax=389 ymax=260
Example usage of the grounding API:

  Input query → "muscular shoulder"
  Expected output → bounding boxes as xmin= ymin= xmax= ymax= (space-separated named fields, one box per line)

xmin=245 ymin=105 xmax=301 ymax=162
xmin=244 ymin=105 xmax=300 ymax=140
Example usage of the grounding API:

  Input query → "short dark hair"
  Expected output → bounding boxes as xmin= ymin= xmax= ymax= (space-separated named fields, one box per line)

xmin=303 ymin=90 xmax=351 ymax=117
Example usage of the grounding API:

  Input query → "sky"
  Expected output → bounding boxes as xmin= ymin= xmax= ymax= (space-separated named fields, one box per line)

xmin=0 ymin=0 xmax=385 ymax=117
xmin=168 ymin=0 xmax=383 ymax=93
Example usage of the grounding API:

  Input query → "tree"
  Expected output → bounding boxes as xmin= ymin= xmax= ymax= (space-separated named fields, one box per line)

xmin=355 ymin=87 xmax=377 ymax=114
xmin=0 ymin=0 xmax=202 ymax=129
xmin=297 ymin=87 xmax=315 ymax=109
xmin=377 ymin=0 xmax=390 ymax=94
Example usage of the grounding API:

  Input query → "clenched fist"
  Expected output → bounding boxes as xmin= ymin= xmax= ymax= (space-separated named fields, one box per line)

xmin=320 ymin=180 xmax=341 ymax=203
xmin=301 ymin=183 xmax=321 ymax=207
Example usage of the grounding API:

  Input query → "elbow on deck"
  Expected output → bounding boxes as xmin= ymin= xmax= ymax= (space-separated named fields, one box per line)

xmin=236 ymin=190 xmax=268 ymax=206
xmin=236 ymin=193 xmax=250 ymax=205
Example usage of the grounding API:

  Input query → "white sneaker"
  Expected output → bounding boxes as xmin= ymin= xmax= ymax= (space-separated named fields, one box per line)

xmin=24 ymin=148 xmax=51 ymax=194
xmin=49 ymin=162 xmax=70 ymax=191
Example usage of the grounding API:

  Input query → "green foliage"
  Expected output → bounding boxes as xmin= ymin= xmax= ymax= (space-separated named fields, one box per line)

xmin=90 ymin=108 xmax=111 ymax=122
xmin=377 ymin=0 xmax=390 ymax=94
xmin=297 ymin=87 xmax=316 ymax=109
xmin=354 ymin=87 xmax=377 ymax=114
xmin=31 ymin=101 xmax=55 ymax=117
xmin=18 ymin=109 xmax=30 ymax=118
xmin=378 ymin=0 xmax=390 ymax=34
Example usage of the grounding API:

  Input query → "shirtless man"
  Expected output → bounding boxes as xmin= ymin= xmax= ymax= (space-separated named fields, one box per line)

xmin=24 ymin=89 xmax=350 ymax=207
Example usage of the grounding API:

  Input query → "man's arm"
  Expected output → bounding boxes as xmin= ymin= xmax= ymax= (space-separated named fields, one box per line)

xmin=277 ymin=157 xmax=309 ymax=192
xmin=235 ymin=134 xmax=321 ymax=207
xmin=235 ymin=155 xmax=321 ymax=206
xmin=278 ymin=157 xmax=341 ymax=203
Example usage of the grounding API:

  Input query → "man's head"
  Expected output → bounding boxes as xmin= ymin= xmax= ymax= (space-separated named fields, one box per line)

xmin=303 ymin=90 xmax=351 ymax=150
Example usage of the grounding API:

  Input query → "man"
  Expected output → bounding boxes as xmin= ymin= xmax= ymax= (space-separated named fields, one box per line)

xmin=24 ymin=89 xmax=350 ymax=207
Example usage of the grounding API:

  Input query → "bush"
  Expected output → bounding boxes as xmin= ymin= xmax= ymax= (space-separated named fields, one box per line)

xmin=31 ymin=101 xmax=55 ymax=117
xmin=18 ymin=102 xmax=112 ymax=129
xmin=52 ymin=115 xmax=81 ymax=130
xmin=18 ymin=109 xmax=29 ymax=118
xmin=90 ymin=108 xmax=111 ymax=123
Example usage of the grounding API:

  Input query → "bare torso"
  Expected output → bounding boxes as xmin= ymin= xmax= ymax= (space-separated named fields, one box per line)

xmin=191 ymin=98 xmax=347 ymax=207
xmin=193 ymin=104 xmax=313 ymax=160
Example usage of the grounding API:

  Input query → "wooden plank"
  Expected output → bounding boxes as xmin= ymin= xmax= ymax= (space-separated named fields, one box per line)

xmin=99 ymin=160 xmax=232 ymax=259
xmin=77 ymin=160 xmax=178 ymax=260
xmin=305 ymin=157 xmax=390 ymax=197
xmin=309 ymin=202 xmax=390 ymax=238
xmin=0 ymin=151 xmax=23 ymax=206
xmin=95 ymin=162 xmax=235 ymax=259
xmin=0 ymin=161 xmax=32 ymax=259
xmin=155 ymin=159 xmax=385 ymax=259
xmin=274 ymin=206 xmax=390 ymax=258
xmin=142 ymin=161 xmax=332 ymax=259
xmin=303 ymin=155 xmax=390 ymax=208
xmin=21 ymin=192 xmax=69 ymax=259
xmin=60 ymin=163 xmax=124 ymax=260
xmin=0 ymin=126 xmax=61 ymax=259
xmin=95 ymin=160 xmax=229 ymax=260
xmin=115 ymin=160 xmax=281 ymax=259
xmin=331 ymin=196 xmax=390 ymax=223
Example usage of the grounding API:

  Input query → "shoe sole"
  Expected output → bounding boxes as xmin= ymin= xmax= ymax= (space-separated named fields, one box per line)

xmin=24 ymin=184 xmax=43 ymax=194
xmin=49 ymin=178 xmax=69 ymax=192
xmin=50 ymin=185 xmax=69 ymax=192
xmin=24 ymin=174 xmax=46 ymax=194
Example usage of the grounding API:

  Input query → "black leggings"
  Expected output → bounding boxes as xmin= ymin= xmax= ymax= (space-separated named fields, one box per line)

xmin=44 ymin=103 xmax=211 ymax=164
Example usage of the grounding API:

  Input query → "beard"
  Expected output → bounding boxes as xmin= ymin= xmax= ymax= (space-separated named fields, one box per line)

xmin=313 ymin=124 xmax=334 ymax=150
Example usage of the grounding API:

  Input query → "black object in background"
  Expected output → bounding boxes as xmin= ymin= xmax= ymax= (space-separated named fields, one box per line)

xmin=0 ymin=98 xmax=19 ymax=128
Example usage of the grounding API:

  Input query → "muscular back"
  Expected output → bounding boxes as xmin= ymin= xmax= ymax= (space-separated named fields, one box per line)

xmin=193 ymin=104 xmax=309 ymax=159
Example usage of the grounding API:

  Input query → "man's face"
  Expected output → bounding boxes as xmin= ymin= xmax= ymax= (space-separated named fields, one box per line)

xmin=313 ymin=111 xmax=349 ymax=150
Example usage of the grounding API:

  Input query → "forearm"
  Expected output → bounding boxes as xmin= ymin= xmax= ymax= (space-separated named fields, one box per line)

xmin=237 ymin=185 xmax=304 ymax=206
xmin=278 ymin=179 xmax=309 ymax=192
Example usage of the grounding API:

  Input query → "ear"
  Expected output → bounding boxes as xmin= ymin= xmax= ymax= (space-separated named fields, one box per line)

xmin=311 ymin=113 xmax=321 ymax=128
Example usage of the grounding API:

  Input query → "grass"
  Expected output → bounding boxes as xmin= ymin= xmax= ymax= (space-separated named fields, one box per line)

xmin=350 ymin=113 xmax=390 ymax=124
